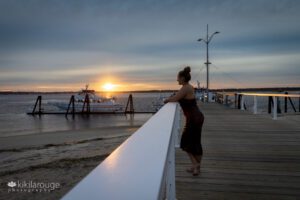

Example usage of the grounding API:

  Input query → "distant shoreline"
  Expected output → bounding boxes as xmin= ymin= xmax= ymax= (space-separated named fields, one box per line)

xmin=0 ymin=87 xmax=299 ymax=94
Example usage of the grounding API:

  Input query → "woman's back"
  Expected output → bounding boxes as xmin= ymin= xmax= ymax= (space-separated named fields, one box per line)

xmin=181 ymin=84 xmax=195 ymax=100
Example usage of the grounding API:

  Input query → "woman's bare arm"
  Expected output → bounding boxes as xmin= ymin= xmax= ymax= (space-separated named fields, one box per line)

xmin=164 ymin=86 xmax=187 ymax=103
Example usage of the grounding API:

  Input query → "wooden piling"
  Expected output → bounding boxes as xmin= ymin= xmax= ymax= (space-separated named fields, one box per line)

xmin=82 ymin=94 xmax=90 ymax=113
xmin=125 ymin=94 xmax=134 ymax=114
xmin=66 ymin=95 xmax=75 ymax=116
xmin=32 ymin=95 xmax=42 ymax=115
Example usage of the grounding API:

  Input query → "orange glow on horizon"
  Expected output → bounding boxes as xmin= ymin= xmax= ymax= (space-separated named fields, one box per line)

xmin=102 ymin=83 xmax=116 ymax=91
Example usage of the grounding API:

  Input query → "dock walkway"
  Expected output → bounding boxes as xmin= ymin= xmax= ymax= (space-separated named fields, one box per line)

xmin=176 ymin=103 xmax=300 ymax=199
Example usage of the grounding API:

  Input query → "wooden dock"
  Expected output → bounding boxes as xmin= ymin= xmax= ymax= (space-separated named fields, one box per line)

xmin=176 ymin=102 xmax=300 ymax=199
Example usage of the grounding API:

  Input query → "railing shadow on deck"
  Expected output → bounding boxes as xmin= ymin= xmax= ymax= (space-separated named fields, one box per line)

xmin=61 ymin=102 xmax=181 ymax=200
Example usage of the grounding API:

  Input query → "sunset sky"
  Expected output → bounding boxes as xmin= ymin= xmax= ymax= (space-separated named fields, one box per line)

xmin=1 ymin=0 xmax=300 ymax=92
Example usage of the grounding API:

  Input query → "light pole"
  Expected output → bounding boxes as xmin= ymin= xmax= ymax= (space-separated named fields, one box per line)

xmin=197 ymin=24 xmax=219 ymax=102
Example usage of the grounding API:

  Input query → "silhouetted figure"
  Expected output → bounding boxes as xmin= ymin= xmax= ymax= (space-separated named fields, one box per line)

xmin=164 ymin=66 xmax=204 ymax=176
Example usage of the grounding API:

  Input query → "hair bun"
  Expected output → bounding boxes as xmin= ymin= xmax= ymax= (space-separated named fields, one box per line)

xmin=184 ymin=66 xmax=191 ymax=73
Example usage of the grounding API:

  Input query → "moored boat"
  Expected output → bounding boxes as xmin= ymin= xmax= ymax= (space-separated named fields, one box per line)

xmin=48 ymin=85 xmax=123 ymax=112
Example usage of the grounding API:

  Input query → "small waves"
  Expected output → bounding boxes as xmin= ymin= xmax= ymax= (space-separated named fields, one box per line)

xmin=0 ymin=134 xmax=129 ymax=153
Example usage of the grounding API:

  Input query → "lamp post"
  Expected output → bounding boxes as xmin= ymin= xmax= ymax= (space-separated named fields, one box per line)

xmin=197 ymin=24 xmax=219 ymax=102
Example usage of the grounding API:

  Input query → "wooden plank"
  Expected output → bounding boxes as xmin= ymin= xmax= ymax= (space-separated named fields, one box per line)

xmin=176 ymin=102 xmax=300 ymax=199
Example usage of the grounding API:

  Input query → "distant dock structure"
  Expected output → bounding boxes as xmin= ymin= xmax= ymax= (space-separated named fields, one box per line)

xmin=28 ymin=94 xmax=156 ymax=116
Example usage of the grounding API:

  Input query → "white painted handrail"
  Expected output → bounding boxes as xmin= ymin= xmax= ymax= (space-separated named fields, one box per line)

xmin=61 ymin=103 xmax=180 ymax=200
xmin=237 ymin=93 xmax=300 ymax=120
xmin=238 ymin=92 xmax=300 ymax=98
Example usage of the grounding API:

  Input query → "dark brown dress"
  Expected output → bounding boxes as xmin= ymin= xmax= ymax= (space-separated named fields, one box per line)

xmin=179 ymin=98 xmax=204 ymax=155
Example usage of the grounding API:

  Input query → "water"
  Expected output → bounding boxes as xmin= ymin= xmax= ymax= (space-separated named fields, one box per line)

xmin=0 ymin=92 xmax=171 ymax=137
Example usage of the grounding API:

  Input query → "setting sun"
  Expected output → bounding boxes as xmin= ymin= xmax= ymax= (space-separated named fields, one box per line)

xmin=102 ymin=83 xmax=115 ymax=91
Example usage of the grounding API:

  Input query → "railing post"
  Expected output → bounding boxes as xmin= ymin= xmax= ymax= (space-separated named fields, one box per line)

xmin=166 ymin=126 xmax=176 ymax=200
xmin=273 ymin=96 xmax=277 ymax=120
xmin=174 ymin=107 xmax=181 ymax=148
xmin=253 ymin=95 xmax=257 ymax=114
xmin=299 ymin=94 xmax=300 ymax=112
xmin=237 ymin=94 xmax=241 ymax=109
xmin=225 ymin=95 xmax=229 ymax=105
xmin=165 ymin=103 xmax=178 ymax=200
xmin=234 ymin=93 xmax=237 ymax=108
xmin=240 ymin=95 xmax=245 ymax=111
xmin=268 ymin=96 xmax=272 ymax=114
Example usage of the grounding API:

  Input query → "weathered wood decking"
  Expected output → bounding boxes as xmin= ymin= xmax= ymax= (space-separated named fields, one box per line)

xmin=176 ymin=102 xmax=300 ymax=200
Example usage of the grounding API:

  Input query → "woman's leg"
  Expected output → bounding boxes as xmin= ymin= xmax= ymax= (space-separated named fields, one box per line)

xmin=187 ymin=152 xmax=198 ymax=166
xmin=186 ymin=152 xmax=200 ymax=176
xmin=193 ymin=155 xmax=201 ymax=176
xmin=194 ymin=155 xmax=202 ymax=166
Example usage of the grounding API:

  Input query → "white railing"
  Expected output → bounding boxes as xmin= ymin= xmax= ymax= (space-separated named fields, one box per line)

xmin=237 ymin=93 xmax=300 ymax=120
xmin=61 ymin=103 xmax=180 ymax=200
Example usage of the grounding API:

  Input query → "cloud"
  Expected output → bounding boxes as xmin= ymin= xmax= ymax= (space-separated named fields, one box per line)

xmin=0 ymin=0 xmax=300 ymax=91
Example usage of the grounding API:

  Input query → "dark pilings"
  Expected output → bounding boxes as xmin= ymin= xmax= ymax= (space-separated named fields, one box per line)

xmin=82 ymin=94 xmax=90 ymax=113
xmin=66 ymin=95 xmax=75 ymax=116
xmin=125 ymin=94 xmax=134 ymax=114
xmin=32 ymin=95 xmax=42 ymax=115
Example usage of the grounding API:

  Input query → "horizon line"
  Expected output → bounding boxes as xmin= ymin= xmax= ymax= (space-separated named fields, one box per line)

xmin=1 ymin=86 xmax=300 ymax=94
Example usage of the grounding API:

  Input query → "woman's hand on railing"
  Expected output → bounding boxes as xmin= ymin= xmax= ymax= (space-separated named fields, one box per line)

xmin=165 ymin=91 xmax=186 ymax=103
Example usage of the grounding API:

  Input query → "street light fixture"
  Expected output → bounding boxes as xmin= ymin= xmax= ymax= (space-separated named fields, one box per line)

xmin=197 ymin=24 xmax=220 ymax=102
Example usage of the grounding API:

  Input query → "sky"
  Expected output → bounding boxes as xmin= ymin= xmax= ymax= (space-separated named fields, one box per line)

xmin=0 ymin=0 xmax=300 ymax=92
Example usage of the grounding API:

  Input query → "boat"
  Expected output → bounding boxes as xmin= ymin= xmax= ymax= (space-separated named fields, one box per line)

xmin=48 ymin=85 xmax=123 ymax=112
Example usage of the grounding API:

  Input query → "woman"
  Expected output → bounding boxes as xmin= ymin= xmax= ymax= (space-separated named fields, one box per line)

xmin=164 ymin=66 xmax=204 ymax=176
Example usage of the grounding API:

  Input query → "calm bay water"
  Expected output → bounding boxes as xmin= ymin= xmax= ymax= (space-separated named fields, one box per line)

xmin=0 ymin=92 xmax=171 ymax=137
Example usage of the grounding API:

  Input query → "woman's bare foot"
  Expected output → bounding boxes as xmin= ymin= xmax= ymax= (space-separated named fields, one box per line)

xmin=186 ymin=165 xmax=200 ymax=173
xmin=192 ymin=164 xmax=200 ymax=176
xmin=186 ymin=167 xmax=194 ymax=173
